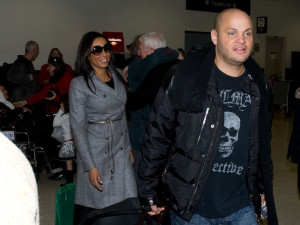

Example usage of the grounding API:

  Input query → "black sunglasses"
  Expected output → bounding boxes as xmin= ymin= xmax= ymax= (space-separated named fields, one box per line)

xmin=90 ymin=43 xmax=111 ymax=55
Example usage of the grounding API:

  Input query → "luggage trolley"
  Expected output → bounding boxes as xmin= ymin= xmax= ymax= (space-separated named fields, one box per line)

xmin=1 ymin=128 xmax=63 ymax=181
xmin=14 ymin=131 xmax=64 ymax=178
xmin=14 ymin=131 xmax=41 ymax=180
xmin=15 ymin=132 xmax=38 ymax=167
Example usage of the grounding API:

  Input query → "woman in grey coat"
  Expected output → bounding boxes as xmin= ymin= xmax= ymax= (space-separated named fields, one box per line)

xmin=69 ymin=32 xmax=137 ymax=224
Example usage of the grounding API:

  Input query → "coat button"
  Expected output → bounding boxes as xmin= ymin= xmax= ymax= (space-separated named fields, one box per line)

xmin=121 ymin=147 xmax=124 ymax=150
xmin=211 ymin=124 xmax=215 ymax=128
xmin=103 ymin=95 xmax=106 ymax=98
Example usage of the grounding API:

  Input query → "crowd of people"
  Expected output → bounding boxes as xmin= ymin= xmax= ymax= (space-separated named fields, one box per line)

xmin=4 ymin=7 xmax=300 ymax=225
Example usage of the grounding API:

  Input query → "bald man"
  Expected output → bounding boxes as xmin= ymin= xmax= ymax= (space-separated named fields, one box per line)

xmin=138 ymin=8 xmax=278 ymax=225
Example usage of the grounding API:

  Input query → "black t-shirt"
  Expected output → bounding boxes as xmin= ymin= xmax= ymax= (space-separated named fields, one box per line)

xmin=105 ymin=77 xmax=115 ymax=89
xmin=196 ymin=64 xmax=251 ymax=218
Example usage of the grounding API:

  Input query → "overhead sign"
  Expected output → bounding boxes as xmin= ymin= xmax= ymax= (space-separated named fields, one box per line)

xmin=103 ymin=31 xmax=125 ymax=53
xmin=186 ymin=0 xmax=250 ymax=14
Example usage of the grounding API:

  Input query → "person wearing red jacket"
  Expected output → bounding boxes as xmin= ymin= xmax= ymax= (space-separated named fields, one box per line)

xmin=38 ymin=48 xmax=73 ymax=87
xmin=13 ymin=57 xmax=73 ymax=115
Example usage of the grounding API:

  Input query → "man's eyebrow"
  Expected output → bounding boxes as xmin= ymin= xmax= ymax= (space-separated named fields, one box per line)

xmin=226 ymin=27 xmax=253 ymax=32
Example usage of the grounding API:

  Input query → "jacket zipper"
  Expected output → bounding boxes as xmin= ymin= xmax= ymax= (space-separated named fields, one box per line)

xmin=196 ymin=108 xmax=209 ymax=145
xmin=247 ymin=95 xmax=259 ymax=198
xmin=187 ymin=105 xmax=221 ymax=211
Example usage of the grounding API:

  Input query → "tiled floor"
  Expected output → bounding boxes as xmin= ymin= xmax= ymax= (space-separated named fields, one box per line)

xmin=38 ymin=112 xmax=300 ymax=225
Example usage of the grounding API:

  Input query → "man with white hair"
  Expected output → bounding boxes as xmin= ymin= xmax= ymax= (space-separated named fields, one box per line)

xmin=126 ymin=32 xmax=182 ymax=184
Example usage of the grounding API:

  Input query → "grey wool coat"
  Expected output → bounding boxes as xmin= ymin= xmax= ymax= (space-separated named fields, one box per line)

xmin=69 ymin=70 xmax=137 ymax=209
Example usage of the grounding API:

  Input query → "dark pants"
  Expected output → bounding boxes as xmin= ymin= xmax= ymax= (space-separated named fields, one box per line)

xmin=73 ymin=198 xmax=141 ymax=225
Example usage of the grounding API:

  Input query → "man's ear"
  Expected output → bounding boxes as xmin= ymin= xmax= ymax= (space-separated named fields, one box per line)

xmin=150 ymin=48 xmax=155 ymax=54
xmin=211 ymin=29 xmax=217 ymax=45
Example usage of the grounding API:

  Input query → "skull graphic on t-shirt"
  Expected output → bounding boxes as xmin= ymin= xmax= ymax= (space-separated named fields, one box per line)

xmin=218 ymin=111 xmax=240 ymax=158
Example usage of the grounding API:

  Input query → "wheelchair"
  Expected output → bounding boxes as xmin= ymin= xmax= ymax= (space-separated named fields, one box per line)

xmin=1 ymin=127 xmax=63 ymax=181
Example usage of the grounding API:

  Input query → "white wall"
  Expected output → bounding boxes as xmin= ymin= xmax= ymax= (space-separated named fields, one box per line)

xmin=251 ymin=0 xmax=300 ymax=68
xmin=1 ymin=0 xmax=300 ymax=70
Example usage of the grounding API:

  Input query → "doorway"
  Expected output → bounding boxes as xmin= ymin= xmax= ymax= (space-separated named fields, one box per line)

xmin=184 ymin=31 xmax=212 ymax=54
xmin=265 ymin=36 xmax=286 ymax=80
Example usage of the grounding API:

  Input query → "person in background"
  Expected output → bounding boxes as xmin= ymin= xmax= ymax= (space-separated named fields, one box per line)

xmin=125 ymin=32 xmax=182 ymax=181
xmin=13 ymin=57 xmax=73 ymax=115
xmin=138 ymin=8 xmax=278 ymax=225
xmin=177 ymin=48 xmax=185 ymax=59
xmin=69 ymin=31 xmax=137 ymax=224
xmin=287 ymin=75 xmax=300 ymax=194
xmin=0 ymin=84 xmax=33 ymax=133
xmin=53 ymin=93 xmax=76 ymax=187
xmin=123 ymin=34 xmax=144 ymax=82
xmin=0 ymin=132 xmax=39 ymax=225
xmin=38 ymin=48 xmax=73 ymax=87
xmin=6 ymin=40 xmax=39 ymax=102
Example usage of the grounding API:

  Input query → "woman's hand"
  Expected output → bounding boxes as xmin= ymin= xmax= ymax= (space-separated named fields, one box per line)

xmin=13 ymin=100 xmax=27 ymax=108
xmin=129 ymin=151 xmax=134 ymax=165
xmin=89 ymin=168 xmax=103 ymax=191
xmin=45 ymin=91 xmax=57 ymax=101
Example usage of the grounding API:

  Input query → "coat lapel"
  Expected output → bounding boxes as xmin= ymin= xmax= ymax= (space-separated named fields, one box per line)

xmin=90 ymin=68 xmax=126 ymax=104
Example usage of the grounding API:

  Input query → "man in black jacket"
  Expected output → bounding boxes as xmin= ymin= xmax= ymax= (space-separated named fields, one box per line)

xmin=138 ymin=8 xmax=278 ymax=225
xmin=7 ymin=40 xmax=39 ymax=102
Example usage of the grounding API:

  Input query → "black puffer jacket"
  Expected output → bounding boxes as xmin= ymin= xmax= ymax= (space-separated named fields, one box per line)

xmin=138 ymin=47 xmax=278 ymax=224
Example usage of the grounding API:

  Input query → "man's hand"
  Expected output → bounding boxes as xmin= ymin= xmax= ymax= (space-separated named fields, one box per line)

xmin=147 ymin=205 xmax=166 ymax=216
xmin=22 ymin=107 xmax=32 ymax=113
xmin=28 ymin=74 xmax=34 ymax=80
xmin=129 ymin=151 xmax=134 ymax=165
xmin=13 ymin=100 xmax=27 ymax=108
xmin=122 ymin=65 xmax=129 ymax=82
xmin=89 ymin=168 xmax=103 ymax=191
xmin=260 ymin=194 xmax=265 ymax=205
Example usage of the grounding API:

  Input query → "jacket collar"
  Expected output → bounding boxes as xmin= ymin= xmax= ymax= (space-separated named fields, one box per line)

xmin=168 ymin=46 xmax=266 ymax=113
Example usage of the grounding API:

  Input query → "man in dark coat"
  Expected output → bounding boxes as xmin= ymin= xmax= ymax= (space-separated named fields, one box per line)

xmin=287 ymin=76 xmax=300 ymax=194
xmin=7 ymin=40 xmax=39 ymax=102
xmin=126 ymin=32 xmax=181 ymax=179
xmin=138 ymin=8 xmax=278 ymax=225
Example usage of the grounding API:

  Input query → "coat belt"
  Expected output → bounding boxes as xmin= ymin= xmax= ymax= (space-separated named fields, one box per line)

xmin=87 ymin=118 xmax=122 ymax=180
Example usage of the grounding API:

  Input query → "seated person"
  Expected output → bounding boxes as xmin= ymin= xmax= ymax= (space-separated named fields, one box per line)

xmin=0 ymin=85 xmax=32 ymax=132
xmin=38 ymin=48 xmax=73 ymax=87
